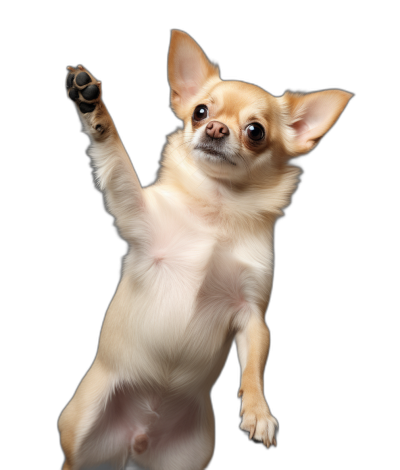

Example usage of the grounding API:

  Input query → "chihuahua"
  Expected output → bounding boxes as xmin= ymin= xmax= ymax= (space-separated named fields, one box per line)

xmin=59 ymin=30 xmax=352 ymax=470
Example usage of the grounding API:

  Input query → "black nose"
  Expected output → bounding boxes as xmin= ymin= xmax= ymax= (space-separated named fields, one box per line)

xmin=206 ymin=121 xmax=230 ymax=139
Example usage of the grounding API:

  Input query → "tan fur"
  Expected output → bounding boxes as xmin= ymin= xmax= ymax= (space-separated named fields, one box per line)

xmin=59 ymin=32 xmax=352 ymax=469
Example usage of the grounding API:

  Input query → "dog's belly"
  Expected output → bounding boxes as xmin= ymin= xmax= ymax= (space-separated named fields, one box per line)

xmin=98 ymin=251 xmax=244 ymax=391
xmin=76 ymin=256 xmax=241 ymax=466
xmin=80 ymin=379 xmax=215 ymax=467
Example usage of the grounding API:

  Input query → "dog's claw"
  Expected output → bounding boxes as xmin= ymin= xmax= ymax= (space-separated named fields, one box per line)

xmin=249 ymin=424 xmax=255 ymax=439
xmin=240 ymin=429 xmax=263 ymax=446
xmin=239 ymin=395 xmax=277 ymax=448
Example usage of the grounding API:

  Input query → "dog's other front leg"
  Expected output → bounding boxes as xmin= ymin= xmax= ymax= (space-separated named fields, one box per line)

xmin=235 ymin=313 xmax=278 ymax=447
xmin=66 ymin=65 xmax=144 ymax=241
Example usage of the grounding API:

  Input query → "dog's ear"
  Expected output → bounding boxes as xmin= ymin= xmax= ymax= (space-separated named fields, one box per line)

xmin=168 ymin=30 xmax=220 ymax=118
xmin=282 ymin=90 xmax=353 ymax=156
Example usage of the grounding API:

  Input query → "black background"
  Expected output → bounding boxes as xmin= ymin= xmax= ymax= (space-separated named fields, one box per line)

xmin=16 ymin=11 xmax=373 ymax=469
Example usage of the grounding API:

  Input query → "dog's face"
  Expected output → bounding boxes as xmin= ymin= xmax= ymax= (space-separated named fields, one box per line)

xmin=186 ymin=80 xmax=282 ymax=182
xmin=168 ymin=30 xmax=352 ymax=184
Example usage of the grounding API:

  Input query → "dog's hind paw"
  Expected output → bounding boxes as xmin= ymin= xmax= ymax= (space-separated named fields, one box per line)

xmin=66 ymin=65 xmax=101 ymax=114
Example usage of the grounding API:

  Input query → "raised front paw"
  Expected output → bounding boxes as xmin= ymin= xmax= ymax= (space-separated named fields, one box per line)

xmin=239 ymin=393 xmax=278 ymax=448
xmin=66 ymin=65 xmax=101 ymax=114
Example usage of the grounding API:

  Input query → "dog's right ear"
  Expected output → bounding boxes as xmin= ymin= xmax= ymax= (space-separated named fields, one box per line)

xmin=168 ymin=30 xmax=220 ymax=119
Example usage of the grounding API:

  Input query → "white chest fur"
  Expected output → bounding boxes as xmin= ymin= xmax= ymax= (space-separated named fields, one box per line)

xmin=98 ymin=186 xmax=273 ymax=390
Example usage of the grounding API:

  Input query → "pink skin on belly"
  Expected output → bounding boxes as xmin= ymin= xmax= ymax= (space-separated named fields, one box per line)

xmin=81 ymin=382 xmax=205 ymax=461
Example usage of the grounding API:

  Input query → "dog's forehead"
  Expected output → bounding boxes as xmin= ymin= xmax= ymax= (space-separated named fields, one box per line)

xmin=208 ymin=81 xmax=274 ymax=119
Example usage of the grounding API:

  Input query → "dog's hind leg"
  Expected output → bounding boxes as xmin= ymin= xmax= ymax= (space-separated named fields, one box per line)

xmin=144 ymin=395 xmax=215 ymax=470
xmin=58 ymin=360 xmax=124 ymax=470
xmin=65 ymin=65 xmax=145 ymax=244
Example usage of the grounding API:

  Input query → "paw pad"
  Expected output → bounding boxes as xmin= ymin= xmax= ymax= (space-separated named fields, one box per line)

xmin=81 ymin=85 xmax=100 ymax=101
xmin=68 ymin=87 xmax=79 ymax=102
xmin=79 ymin=102 xmax=96 ymax=114
xmin=66 ymin=67 xmax=100 ymax=114
xmin=75 ymin=72 xmax=91 ymax=86
xmin=66 ymin=73 xmax=75 ymax=89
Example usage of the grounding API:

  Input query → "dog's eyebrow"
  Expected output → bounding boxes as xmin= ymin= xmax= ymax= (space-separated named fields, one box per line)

xmin=246 ymin=114 xmax=263 ymax=123
xmin=206 ymin=92 xmax=215 ymax=104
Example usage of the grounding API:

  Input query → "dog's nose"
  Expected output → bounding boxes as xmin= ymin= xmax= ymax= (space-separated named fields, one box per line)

xmin=206 ymin=121 xmax=230 ymax=138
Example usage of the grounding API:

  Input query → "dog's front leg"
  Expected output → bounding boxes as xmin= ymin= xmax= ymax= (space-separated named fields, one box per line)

xmin=235 ymin=313 xmax=278 ymax=447
xmin=66 ymin=65 xmax=144 ymax=241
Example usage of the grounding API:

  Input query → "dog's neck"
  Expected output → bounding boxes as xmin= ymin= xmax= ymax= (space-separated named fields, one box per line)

xmin=158 ymin=129 xmax=301 ymax=227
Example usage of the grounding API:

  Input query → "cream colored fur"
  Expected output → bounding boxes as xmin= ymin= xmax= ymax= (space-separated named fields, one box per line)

xmin=59 ymin=31 xmax=352 ymax=470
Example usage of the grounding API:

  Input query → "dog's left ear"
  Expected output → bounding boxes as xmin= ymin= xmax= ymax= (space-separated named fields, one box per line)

xmin=168 ymin=30 xmax=220 ymax=118
xmin=282 ymin=90 xmax=353 ymax=156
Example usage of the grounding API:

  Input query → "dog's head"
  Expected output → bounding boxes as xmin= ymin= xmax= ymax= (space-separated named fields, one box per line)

xmin=167 ymin=30 xmax=352 ymax=184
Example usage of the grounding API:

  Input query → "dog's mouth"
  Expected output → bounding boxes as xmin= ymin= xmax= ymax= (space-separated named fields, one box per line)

xmin=194 ymin=143 xmax=236 ymax=166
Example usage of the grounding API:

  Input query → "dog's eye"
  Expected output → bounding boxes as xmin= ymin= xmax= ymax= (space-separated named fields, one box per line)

xmin=246 ymin=123 xmax=265 ymax=141
xmin=193 ymin=105 xmax=209 ymax=122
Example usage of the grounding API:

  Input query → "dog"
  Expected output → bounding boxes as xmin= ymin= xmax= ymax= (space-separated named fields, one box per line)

xmin=59 ymin=30 xmax=352 ymax=470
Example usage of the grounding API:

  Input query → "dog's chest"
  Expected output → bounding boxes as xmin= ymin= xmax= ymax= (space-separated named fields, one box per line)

xmin=134 ymin=193 xmax=269 ymax=325
xmin=144 ymin=229 xmax=253 ymax=318
xmin=104 ymin=192 xmax=272 ymax=383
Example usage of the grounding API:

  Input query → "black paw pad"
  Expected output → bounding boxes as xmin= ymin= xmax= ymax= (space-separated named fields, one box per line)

xmin=76 ymin=72 xmax=91 ymax=86
xmin=81 ymin=85 xmax=100 ymax=101
xmin=79 ymin=102 xmax=96 ymax=114
xmin=68 ymin=88 xmax=79 ymax=102
xmin=66 ymin=73 xmax=75 ymax=89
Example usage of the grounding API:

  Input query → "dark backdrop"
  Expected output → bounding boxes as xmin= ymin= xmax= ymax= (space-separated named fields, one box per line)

xmin=21 ymin=13 xmax=372 ymax=469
